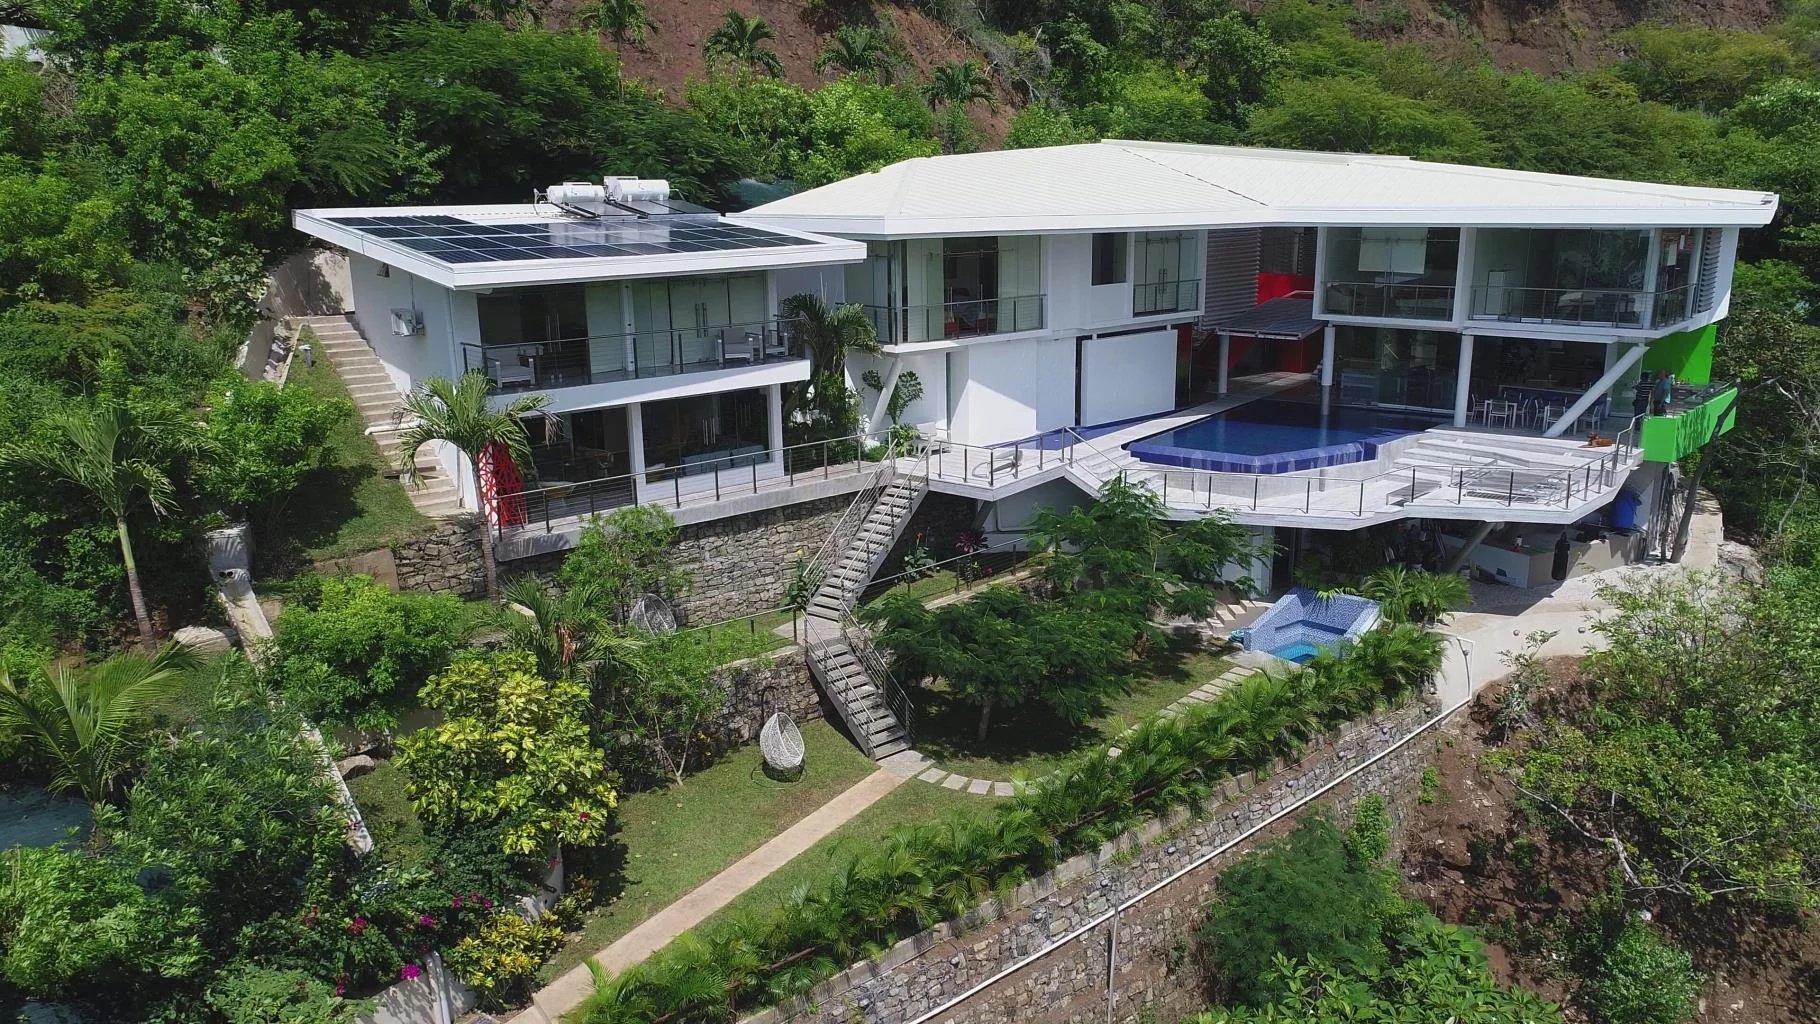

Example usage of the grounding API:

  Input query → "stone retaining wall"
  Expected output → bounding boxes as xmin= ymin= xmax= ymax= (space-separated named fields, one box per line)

xmin=390 ymin=518 xmax=486 ymax=597
xmin=746 ymin=699 xmax=1443 ymax=1024
xmin=707 ymin=644 xmax=823 ymax=751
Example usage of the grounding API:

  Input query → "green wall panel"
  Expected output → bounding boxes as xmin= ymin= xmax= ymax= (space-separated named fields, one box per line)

xmin=1640 ymin=322 xmax=1717 ymax=386
xmin=1640 ymin=385 xmax=1738 ymax=463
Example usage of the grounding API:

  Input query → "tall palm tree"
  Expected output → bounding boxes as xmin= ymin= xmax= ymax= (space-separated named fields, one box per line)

xmin=1359 ymin=565 xmax=1470 ymax=625
xmin=0 ymin=643 xmax=199 ymax=806
xmin=778 ymin=292 xmax=881 ymax=423
xmin=577 ymin=0 xmax=656 ymax=54
xmin=704 ymin=9 xmax=783 ymax=78
xmin=815 ymin=25 xmax=898 ymax=83
xmin=921 ymin=60 xmax=995 ymax=111
xmin=395 ymin=372 xmax=548 ymax=601
xmin=0 ymin=400 xmax=209 ymax=646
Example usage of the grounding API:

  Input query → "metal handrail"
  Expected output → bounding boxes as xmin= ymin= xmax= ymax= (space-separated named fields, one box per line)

xmin=861 ymin=294 xmax=1046 ymax=345
xmin=459 ymin=318 xmax=800 ymax=392
xmin=1323 ymin=280 xmax=1457 ymax=320
xmin=1133 ymin=278 xmax=1202 ymax=316
xmin=495 ymin=428 xmax=901 ymax=536
xmin=841 ymin=607 xmax=915 ymax=749
xmin=1467 ymin=284 xmax=1695 ymax=329
xmin=802 ymin=436 xmax=903 ymax=609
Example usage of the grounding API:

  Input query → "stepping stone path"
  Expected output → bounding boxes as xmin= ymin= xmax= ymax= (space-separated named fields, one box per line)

xmin=876 ymin=651 xmax=1273 ymax=794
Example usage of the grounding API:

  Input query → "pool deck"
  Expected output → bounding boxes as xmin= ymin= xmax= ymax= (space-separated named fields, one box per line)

xmin=918 ymin=372 xmax=1644 ymax=529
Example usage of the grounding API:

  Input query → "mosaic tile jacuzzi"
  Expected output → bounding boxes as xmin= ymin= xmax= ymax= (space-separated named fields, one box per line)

xmin=1234 ymin=588 xmax=1382 ymax=664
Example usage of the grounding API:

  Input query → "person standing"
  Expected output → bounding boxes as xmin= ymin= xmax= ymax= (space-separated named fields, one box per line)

xmin=1654 ymin=369 xmax=1677 ymax=416
xmin=1632 ymin=371 xmax=1654 ymax=419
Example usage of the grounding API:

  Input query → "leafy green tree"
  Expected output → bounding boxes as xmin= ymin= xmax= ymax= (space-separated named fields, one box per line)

xmin=1614 ymin=25 xmax=1798 ymax=112
xmin=779 ymin=292 xmax=882 ymax=425
xmin=704 ymin=9 xmax=783 ymax=78
xmin=499 ymin=575 xmax=643 ymax=686
xmin=815 ymin=24 xmax=900 ymax=83
xmin=267 ymin=574 xmax=472 ymax=730
xmin=399 ymin=649 xmax=619 ymax=855
xmin=1190 ymin=11 xmax=1283 ymax=127
xmin=797 ymin=78 xmax=942 ymax=187
xmin=863 ymin=585 xmax=1133 ymax=741
xmin=682 ymin=74 xmax=813 ymax=180
xmin=922 ymin=61 xmax=995 ymax=111
xmin=1506 ymin=570 xmax=1820 ymax=907
xmin=0 ymin=641 xmax=197 ymax=805
xmin=1246 ymin=76 xmax=1495 ymax=163
xmin=1005 ymin=103 xmax=1096 ymax=148
xmin=558 ymin=503 xmax=692 ymax=623
xmin=197 ymin=374 xmax=352 ymax=528
xmin=395 ymin=371 xmax=547 ymax=600
xmin=0 ymin=397 xmax=210 ymax=645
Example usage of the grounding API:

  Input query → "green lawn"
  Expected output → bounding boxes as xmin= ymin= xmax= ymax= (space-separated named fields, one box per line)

xmin=686 ymin=607 xmax=799 ymax=655
xmin=912 ymin=643 xmax=1237 ymax=781
xmin=280 ymin=351 xmax=431 ymax=561
xmin=346 ymin=758 xmax=434 ymax=872
xmin=539 ymin=719 xmax=878 ymax=981
xmin=689 ymin=779 xmax=991 ymax=941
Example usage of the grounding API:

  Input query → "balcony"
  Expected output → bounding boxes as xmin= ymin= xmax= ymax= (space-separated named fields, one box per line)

xmin=1134 ymin=278 xmax=1201 ymax=317
xmin=1323 ymin=281 xmax=1456 ymax=320
xmin=1640 ymin=381 xmax=1737 ymax=463
xmin=1469 ymin=285 xmax=1694 ymax=330
xmin=461 ymin=319 xmax=802 ymax=393
xmin=862 ymin=294 xmax=1045 ymax=345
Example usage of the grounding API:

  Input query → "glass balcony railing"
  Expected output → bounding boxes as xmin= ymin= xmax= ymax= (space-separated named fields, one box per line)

xmin=1323 ymin=281 xmax=1456 ymax=320
xmin=862 ymin=294 xmax=1045 ymax=345
xmin=1469 ymin=285 xmax=1694 ymax=330
xmin=460 ymin=319 xmax=802 ymax=393
xmin=1134 ymin=278 xmax=1201 ymax=316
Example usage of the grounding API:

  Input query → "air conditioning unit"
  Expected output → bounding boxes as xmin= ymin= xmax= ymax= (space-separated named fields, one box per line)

xmin=390 ymin=308 xmax=425 ymax=336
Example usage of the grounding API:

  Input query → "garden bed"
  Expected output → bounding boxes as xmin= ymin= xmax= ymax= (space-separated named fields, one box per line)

xmin=538 ymin=719 xmax=879 ymax=981
xmin=911 ymin=641 xmax=1237 ymax=781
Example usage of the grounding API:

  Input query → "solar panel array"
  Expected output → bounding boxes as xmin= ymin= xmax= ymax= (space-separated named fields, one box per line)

xmin=324 ymin=213 xmax=810 ymax=265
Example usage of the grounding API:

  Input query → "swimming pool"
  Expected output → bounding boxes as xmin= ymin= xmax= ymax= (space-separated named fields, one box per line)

xmin=1235 ymin=589 xmax=1382 ymax=665
xmin=1127 ymin=400 xmax=1444 ymax=474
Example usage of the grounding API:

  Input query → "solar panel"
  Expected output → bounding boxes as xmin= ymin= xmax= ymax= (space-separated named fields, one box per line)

xmin=325 ymin=212 xmax=813 ymax=266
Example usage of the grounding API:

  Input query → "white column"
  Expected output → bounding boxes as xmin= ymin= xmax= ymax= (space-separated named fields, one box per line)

xmin=627 ymin=402 xmax=646 ymax=483
xmin=1453 ymin=334 xmax=1475 ymax=427
xmin=1216 ymin=332 xmax=1231 ymax=396
xmin=767 ymin=384 xmax=785 ymax=463
xmin=1319 ymin=324 xmax=1336 ymax=392
xmin=1451 ymin=227 xmax=1476 ymax=324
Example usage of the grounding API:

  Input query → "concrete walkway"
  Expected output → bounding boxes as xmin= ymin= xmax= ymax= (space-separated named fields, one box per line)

xmin=522 ymin=768 xmax=908 ymax=1023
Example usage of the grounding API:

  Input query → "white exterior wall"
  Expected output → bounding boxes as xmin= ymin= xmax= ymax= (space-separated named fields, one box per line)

xmin=947 ymin=335 xmax=1076 ymax=445
xmin=346 ymin=254 xmax=472 ymax=491
xmin=1080 ymin=329 xmax=1177 ymax=424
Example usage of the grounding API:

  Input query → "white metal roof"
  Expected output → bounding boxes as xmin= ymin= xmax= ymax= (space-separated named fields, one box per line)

xmin=745 ymin=140 xmax=1780 ymax=236
xmin=292 ymin=203 xmax=865 ymax=290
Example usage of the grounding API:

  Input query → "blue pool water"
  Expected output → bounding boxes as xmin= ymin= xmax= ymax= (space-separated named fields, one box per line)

xmin=1127 ymin=400 xmax=1444 ymax=474
xmin=1270 ymin=642 xmax=1323 ymax=664
xmin=1239 ymin=589 xmax=1383 ymax=666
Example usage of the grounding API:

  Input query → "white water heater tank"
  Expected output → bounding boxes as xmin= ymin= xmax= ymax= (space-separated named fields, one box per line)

xmin=605 ymin=176 xmax=670 ymax=203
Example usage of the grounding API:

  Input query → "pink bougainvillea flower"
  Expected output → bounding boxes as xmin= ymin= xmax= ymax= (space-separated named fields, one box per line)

xmin=578 ymin=810 xmax=591 ymax=822
xmin=481 ymin=897 xmax=494 ymax=909
xmin=417 ymin=914 xmax=437 ymax=928
xmin=334 ymin=975 xmax=348 ymax=997
xmin=400 ymin=963 xmax=422 ymax=981
xmin=451 ymin=895 xmax=464 ymax=909
xmin=347 ymin=916 xmax=368 ymax=936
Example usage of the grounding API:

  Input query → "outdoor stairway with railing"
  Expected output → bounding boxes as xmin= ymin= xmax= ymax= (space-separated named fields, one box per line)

xmin=802 ymin=451 xmax=929 ymax=761
xmin=296 ymin=314 xmax=462 ymax=518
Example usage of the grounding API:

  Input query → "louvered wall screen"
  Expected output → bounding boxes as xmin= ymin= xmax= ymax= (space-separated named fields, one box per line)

xmin=1202 ymin=228 xmax=1262 ymax=330
xmin=1693 ymin=228 xmax=1723 ymax=314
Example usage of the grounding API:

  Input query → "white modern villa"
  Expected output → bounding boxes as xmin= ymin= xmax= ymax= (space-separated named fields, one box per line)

xmin=292 ymin=142 xmax=1776 ymax=592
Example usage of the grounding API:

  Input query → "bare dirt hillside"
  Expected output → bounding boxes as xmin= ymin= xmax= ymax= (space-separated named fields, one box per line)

xmin=540 ymin=0 xmax=1017 ymax=142
xmin=1342 ymin=0 xmax=1782 ymax=74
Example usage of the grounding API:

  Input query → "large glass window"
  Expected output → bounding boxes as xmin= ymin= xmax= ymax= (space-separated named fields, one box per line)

xmin=1321 ymin=228 xmax=1460 ymax=320
xmin=641 ymin=389 xmax=770 ymax=480
xmin=1470 ymin=229 xmax=1650 ymax=325
xmin=474 ymin=285 xmax=589 ymax=388
xmin=1653 ymin=228 xmax=1698 ymax=326
xmin=1091 ymin=232 xmax=1127 ymax=285
xmin=885 ymin=236 xmax=1043 ymax=342
xmin=1332 ymin=326 xmax=1460 ymax=411
xmin=1133 ymin=231 xmax=1198 ymax=314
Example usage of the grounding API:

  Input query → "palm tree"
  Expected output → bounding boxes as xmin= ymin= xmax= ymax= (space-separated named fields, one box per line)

xmin=778 ymin=292 xmax=881 ymax=423
xmin=0 ymin=400 xmax=209 ymax=646
xmin=577 ymin=0 xmax=656 ymax=54
xmin=921 ymin=60 xmax=995 ymax=111
xmin=499 ymin=576 xmax=643 ymax=684
xmin=0 ymin=643 xmax=199 ymax=806
xmin=1360 ymin=565 xmax=1470 ymax=625
xmin=703 ymin=9 xmax=783 ymax=77
xmin=815 ymin=25 xmax=898 ymax=83
xmin=395 ymin=372 xmax=548 ymax=601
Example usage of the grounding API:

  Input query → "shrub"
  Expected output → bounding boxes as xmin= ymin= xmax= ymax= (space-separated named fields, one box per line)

xmin=443 ymin=911 xmax=564 ymax=1009
xmin=1345 ymin=794 xmax=1391 ymax=866
xmin=267 ymin=574 xmax=470 ymax=730
xmin=197 ymin=373 xmax=351 ymax=524
xmin=398 ymin=649 xmax=618 ymax=856
xmin=560 ymin=505 xmax=691 ymax=623
xmin=1584 ymin=923 xmax=1700 ymax=1024
xmin=1199 ymin=817 xmax=1406 ymax=1005
xmin=206 ymin=964 xmax=368 ymax=1024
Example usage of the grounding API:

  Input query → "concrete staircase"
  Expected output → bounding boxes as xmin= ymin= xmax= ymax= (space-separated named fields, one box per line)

xmin=803 ymin=459 xmax=929 ymax=761
xmin=296 ymin=314 xmax=463 ymax=518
